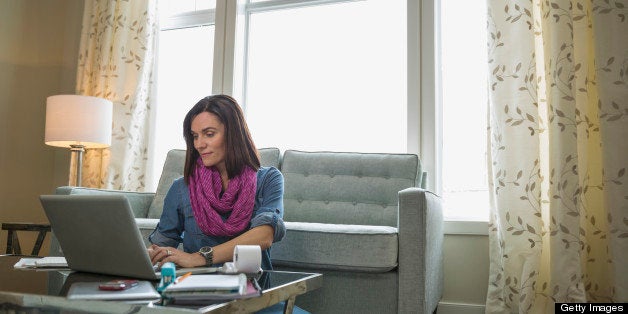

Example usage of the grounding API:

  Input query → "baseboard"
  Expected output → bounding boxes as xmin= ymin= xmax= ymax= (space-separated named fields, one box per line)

xmin=437 ymin=301 xmax=485 ymax=314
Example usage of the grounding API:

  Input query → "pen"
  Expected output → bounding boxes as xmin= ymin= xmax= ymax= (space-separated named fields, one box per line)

xmin=174 ymin=272 xmax=192 ymax=284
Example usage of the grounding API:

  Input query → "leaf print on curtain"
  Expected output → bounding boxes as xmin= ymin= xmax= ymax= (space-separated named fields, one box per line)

xmin=486 ymin=0 xmax=627 ymax=312
xmin=74 ymin=0 xmax=158 ymax=191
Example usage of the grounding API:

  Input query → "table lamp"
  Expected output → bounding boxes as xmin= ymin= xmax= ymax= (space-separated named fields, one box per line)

xmin=44 ymin=95 xmax=113 ymax=186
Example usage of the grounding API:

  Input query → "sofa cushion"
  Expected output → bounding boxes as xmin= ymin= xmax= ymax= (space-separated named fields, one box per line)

xmin=271 ymin=222 xmax=398 ymax=272
xmin=281 ymin=150 xmax=419 ymax=226
xmin=61 ymin=187 xmax=154 ymax=218
xmin=146 ymin=147 xmax=281 ymax=219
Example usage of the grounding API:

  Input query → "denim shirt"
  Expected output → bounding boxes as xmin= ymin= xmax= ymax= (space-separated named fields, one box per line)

xmin=149 ymin=166 xmax=286 ymax=271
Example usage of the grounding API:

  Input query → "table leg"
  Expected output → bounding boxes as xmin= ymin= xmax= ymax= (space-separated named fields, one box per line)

xmin=7 ymin=230 xmax=22 ymax=255
xmin=283 ymin=296 xmax=296 ymax=314
xmin=31 ymin=230 xmax=48 ymax=256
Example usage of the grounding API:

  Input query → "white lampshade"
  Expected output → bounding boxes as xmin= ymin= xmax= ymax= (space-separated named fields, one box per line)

xmin=45 ymin=95 xmax=113 ymax=148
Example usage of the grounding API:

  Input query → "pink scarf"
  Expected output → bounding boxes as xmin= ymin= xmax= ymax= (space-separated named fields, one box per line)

xmin=188 ymin=158 xmax=257 ymax=237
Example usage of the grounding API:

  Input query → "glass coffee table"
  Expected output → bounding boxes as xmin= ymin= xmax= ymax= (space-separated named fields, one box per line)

xmin=0 ymin=255 xmax=321 ymax=313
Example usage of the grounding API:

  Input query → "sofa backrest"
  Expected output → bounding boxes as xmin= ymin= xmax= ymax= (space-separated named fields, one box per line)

xmin=146 ymin=149 xmax=186 ymax=218
xmin=280 ymin=150 xmax=420 ymax=227
xmin=146 ymin=147 xmax=281 ymax=218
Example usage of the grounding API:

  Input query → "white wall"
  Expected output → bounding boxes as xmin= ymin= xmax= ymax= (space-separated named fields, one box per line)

xmin=440 ymin=233 xmax=489 ymax=313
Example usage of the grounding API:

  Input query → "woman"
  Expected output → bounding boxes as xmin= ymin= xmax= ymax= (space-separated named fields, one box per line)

xmin=148 ymin=95 xmax=285 ymax=271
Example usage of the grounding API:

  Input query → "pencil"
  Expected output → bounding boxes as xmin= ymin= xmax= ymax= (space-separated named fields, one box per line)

xmin=174 ymin=272 xmax=192 ymax=284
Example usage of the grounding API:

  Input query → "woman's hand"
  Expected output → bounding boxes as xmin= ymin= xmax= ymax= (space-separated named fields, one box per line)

xmin=148 ymin=244 xmax=205 ymax=268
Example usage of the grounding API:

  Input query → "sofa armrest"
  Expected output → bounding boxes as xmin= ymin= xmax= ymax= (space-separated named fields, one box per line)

xmin=55 ymin=186 xmax=155 ymax=219
xmin=397 ymin=188 xmax=443 ymax=314
xmin=136 ymin=218 xmax=159 ymax=247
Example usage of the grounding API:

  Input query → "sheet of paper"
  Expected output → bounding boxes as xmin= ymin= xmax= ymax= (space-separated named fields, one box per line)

xmin=35 ymin=256 xmax=67 ymax=267
xmin=13 ymin=258 xmax=39 ymax=268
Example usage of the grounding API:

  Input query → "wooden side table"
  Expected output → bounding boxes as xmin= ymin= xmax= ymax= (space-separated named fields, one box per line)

xmin=1 ymin=223 xmax=51 ymax=256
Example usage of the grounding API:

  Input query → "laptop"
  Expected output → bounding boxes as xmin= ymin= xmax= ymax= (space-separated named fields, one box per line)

xmin=66 ymin=280 xmax=161 ymax=303
xmin=40 ymin=195 xmax=214 ymax=280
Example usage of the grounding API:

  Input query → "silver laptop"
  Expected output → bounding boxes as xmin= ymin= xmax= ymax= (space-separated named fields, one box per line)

xmin=40 ymin=195 xmax=213 ymax=280
xmin=67 ymin=280 xmax=161 ymax=303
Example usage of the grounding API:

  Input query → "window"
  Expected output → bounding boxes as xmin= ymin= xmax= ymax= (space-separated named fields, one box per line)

xmin=235 ymin=0 xmax=407 ymax=153
xmin=438 ymin=0 xmax=489 ymax=221
xmin=147 ymin=0 xmax=216 ymax=190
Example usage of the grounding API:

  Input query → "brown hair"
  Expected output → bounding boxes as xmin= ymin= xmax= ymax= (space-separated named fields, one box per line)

xmin=182 ymin=95 xmax=260 ymax=184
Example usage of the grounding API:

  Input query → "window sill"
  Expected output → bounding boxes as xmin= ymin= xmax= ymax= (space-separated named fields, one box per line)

xmin=443 ymin=220 xmax=488 ymax=236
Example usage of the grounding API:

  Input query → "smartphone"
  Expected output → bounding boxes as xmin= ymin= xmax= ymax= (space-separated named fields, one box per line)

xmin=98 ymin=280 xmax=139 ymax=291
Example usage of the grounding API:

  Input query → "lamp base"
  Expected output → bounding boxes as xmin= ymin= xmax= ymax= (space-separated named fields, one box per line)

xmin=69 ymin=144 xmax=85 ymax=187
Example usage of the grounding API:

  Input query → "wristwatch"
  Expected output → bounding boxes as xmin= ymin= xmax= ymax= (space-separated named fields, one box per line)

xmin=198 ymin=246 xmax=213 ymax=266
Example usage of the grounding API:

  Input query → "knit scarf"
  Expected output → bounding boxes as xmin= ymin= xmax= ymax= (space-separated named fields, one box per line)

xmin=188 ymin=158 xmax=257 ymax=237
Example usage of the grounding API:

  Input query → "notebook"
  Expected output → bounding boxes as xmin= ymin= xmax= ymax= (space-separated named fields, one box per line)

xmin=39 ymin=195 xmax=214 ymax=280
xmin=67 ymin=280 xmax=161 ymax=303
xmin=164 ymin=274 xmax=247 ymax=295
xmin=161 ymin=274 xmax=263 ymax=305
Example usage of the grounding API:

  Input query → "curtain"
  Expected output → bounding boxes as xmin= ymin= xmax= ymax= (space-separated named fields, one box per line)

xmin=73 ymin=0 xmax=158 ymax=191
xmin=486 ymin=0 xmax=627 ymax=312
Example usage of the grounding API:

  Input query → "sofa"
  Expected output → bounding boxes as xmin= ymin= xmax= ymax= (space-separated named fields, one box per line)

xmin=52 ymin=148 xmax=443 ymax=313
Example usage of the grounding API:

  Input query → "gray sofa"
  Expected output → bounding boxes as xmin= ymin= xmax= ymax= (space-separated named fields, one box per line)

xmin=53 ymin=148 xmax=443 ymax=313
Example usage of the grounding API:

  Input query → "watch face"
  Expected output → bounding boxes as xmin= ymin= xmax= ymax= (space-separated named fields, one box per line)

xmin=199 ymin=246 xmax=213 ymax=266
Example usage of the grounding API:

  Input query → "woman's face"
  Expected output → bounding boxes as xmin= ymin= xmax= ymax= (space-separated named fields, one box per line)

xmin=191 ymin=111 xmax=226 ymax=172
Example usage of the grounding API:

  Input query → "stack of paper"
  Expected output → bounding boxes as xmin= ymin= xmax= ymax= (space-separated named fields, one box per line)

xmin=14 ymin=257 xmax=68 ymax=269
xmin=162 ymin=273 xmax=261 ymax=304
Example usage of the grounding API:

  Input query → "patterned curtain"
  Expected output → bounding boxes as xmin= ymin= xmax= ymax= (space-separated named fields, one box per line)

xmin=74 ymin=0 xmax=158 ymax=191
xmin=486 ymin=0 xmax=627 ymax=312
